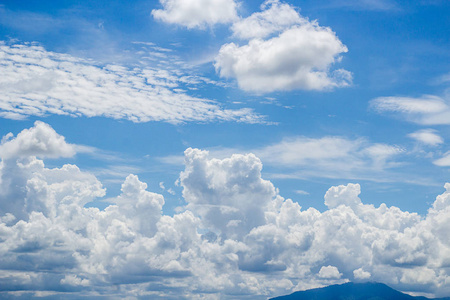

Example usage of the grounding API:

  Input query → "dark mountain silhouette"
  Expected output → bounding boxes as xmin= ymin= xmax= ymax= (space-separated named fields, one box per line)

xmin=270 ymin=282 xmax=450 ymax=300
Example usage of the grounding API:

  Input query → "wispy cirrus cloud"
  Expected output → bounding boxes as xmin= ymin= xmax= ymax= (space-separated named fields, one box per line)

xmin=0 ymin=42 xmax=264 ymax=124
xmin=370 ymin=95 xmax=450 ymax=125
xmin=371 ymin=95 xmax=450 ymax=170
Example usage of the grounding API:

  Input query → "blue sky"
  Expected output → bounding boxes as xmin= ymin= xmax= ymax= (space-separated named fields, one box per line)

xmin=1 ymin=0 xmax=450 ymax=298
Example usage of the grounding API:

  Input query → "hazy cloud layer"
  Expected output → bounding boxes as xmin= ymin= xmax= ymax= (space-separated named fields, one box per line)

xmin=152 ymin=0 xmax=239 ymax=29
xmin=0 ymin=42 xmax=263 ymax=124
xmin=2 ymin=123 xmax=450 ymax=298
xmin=215 ymin=0 xmax=351 ymax=93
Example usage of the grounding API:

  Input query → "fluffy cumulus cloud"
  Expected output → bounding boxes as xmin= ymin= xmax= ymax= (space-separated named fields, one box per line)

xmin=3 ymin=123 xmax=450 ymax=298
xmin=231 ymin=0 xmax=305 ymax=40
xmin=318 ymin=266 xmax=342 ymax=279
xmin=215 ymin=0 xmax=352 ymax=92
xmin=152 ymin=0 xmax=239 ymax=29
xmin=371 ymin=95 xmax=450 ymax=125
xmin=0 ymin=42 xmax=263 ymax=124
xmin=0 ymin=121 xmax=75 ymax=159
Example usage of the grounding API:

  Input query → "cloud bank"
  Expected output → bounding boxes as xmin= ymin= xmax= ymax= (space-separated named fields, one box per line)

xmin=0 ymin=42 xmax=263 ymax=124
xmin=2 ymin=123 xmax=450 ymax=298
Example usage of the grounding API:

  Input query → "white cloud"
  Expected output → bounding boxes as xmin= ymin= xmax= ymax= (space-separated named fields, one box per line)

xmin=2 ymin=123 xmax=450 ymax=298
xmin=318 ymin=266 xmax=342 ymax=279
xmin=295 ymin=190 xmax=309 ymax=195
xmin=0 ymin=121 xmax=75 ymax=159
xmin=353 ymin=268 xmax=371 ymax=280
xmin=152 ymin=0 xmax=239 ymax=29
xmin=60 ymin=274 xmax=90 ymax=286
xmin=215 ymin=1 xmax=351 ymax=93
xmin=433 ymin=153 xmax=450 ymax=167
xmin=324 ymin=183 xmax=362 ymax=209
xmin=0 ymin=42 xmax=264 ymax=124
xmin=180 ymin=148 xmax=277 ymax=240
xmin=231 ymin=0 xmax=305 ymax=40
xmin=371 ymin=95 xmax=450 ymax=125
xmin=408 ymin=129 xmax=444 ymax=146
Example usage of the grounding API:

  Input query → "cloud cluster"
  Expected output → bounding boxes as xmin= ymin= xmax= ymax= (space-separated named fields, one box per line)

xmin=152 ymin=0 xmax=239 ymax=29
xmin=151 ymin=0 xmax=351 ymax=93
xmin=0 ymin=42 xmax=263 ymax=124
xmin=214 ymin=0 xmax=352 ymax=92
xmin=2 ymin=123 xmax=450 ymax=298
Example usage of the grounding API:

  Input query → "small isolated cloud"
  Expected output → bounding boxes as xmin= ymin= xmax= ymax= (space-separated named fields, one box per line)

xmin=0 ymin=42 xmax=264 ymax=124
xmin=152 ymin=0 xmax=239 ymax=29
xmin=215 ymin=0 xmax=351 ymax=93
xmin=370 ymin=95 xmax=450 ymax=125
xmin=408 ymin=129 xmax=443 ymax=146
xmin=318 ymin=266 xmax=342 ymax=279
xmin=295 ymin=190 xmax=309 ymax=195
xmin=159 ymin=181 xmax=165 ymax=190
xmin=353 ymin=268 xmax=371 ymax=280
xmin=433 ymin=153 xmax=450 ymax=167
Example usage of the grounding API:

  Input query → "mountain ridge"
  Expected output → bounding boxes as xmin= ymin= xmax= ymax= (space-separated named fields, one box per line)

xmin=269 ymin=282 xmax=450 ymax=300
